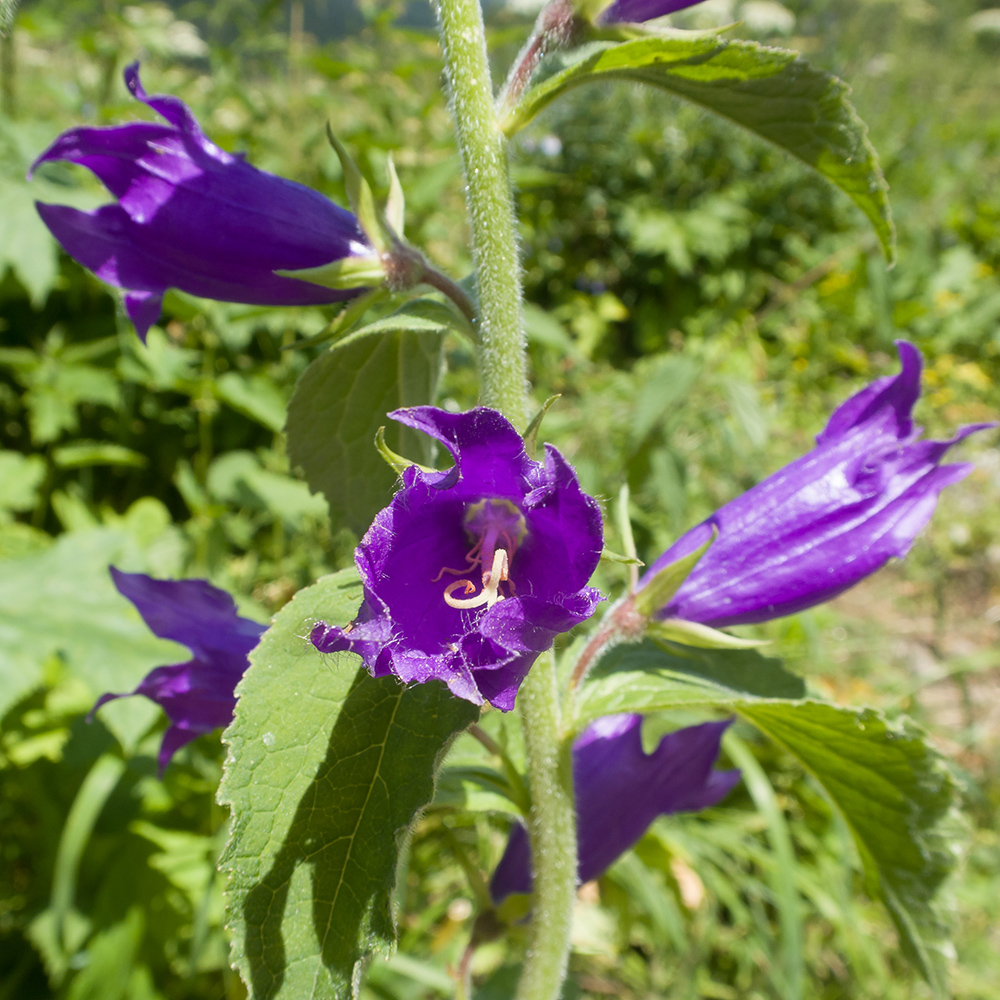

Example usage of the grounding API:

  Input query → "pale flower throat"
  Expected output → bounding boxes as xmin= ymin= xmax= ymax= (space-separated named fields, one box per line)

xmin=436 ymin=499 xmax=528 ymax=610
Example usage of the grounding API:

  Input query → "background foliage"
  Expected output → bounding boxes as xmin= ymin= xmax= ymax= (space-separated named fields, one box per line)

xmin=1 ymin=0 xmax=998 ymax=997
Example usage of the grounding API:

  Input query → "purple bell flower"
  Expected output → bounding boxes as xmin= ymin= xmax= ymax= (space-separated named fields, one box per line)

xmin=311 ymin=407 xmax=604 ymax=711
xmin=640 ymin=341 xmax=993 ymax=628
xmin=597 ymin=0 xmax=705 ymax=25
xmin=92 ymin=567 xmax=266 ymax=771
xmin=30 ymin=63 xmax=372 ymax=341
xmin=491 ymin=715 xmax=739 ymax=902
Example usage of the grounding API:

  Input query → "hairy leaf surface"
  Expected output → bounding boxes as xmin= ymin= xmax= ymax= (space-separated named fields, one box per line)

xmin=574 ymin=638 xmax=806 ymax=727
xmin=219 ymin=570 xmax=478 ymax=1000
xmin=741 ymin=702 xmax=958 ymax=997
xmin=286 ymin=313 xmax=445 ymax=536
xmin=577 ymin=640 xmax=957 ymax=993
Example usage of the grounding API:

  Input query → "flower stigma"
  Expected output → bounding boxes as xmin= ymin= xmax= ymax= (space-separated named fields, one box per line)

xmin=437 ymin=499 xmax=528 ymax=611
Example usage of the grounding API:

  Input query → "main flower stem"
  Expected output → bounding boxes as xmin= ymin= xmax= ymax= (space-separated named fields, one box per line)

xmin=435 ymin=5 xmax=573 ymax=999
xmin=435 ymin=0 xmax=528 ymax=427
xmin=514 ymin=651 xmax=577 ymax=1000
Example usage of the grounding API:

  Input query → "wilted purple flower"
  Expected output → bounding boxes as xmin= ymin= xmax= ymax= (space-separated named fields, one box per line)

xmin=30 ymin=63 xmax=372 ymax=341
xmin=597 ymin=0 xmax=705 ymax=25
xmin=92 ymin=567 xmax=265 ymax=771
xmin=311 ymin=407 xmax=603 ymax=711
xmin=491 ymin=716 xmax=739 ymax=901
xmin=640 ymin=341 xmax=993 ymax=628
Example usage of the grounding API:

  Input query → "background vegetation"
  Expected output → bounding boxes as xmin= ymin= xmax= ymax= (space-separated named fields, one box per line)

xmin=1 ymin=0 xmax=998 ymax=997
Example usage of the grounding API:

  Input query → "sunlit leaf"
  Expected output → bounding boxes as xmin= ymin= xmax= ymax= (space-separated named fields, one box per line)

xmin=573 ymin=638 xmax=806 ymax=728
xmin=286 ymin=317 xmax=445 ymax=536
xmin=219 ymin=570 xmax=478 ymax=1000
xmin=741 ymin=702 xmax=959 ymax=997
xmin=504 ymin=36 xmax=894 ymax=260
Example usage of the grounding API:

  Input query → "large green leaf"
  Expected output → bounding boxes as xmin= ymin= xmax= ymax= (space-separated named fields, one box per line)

xmin=219 ymin=570 xmax=478 ymax=1000
xmin=503 ymin=36 xmax=894 ymax=260
xmin=576 ymin=639 xmax=957 ymax=993
xmin=741 ymin=702 xmax=959 ymax=997
xmin=573 ymin=638 xmax=806 ymax=728
xmin=286 ymin=315 xmax=445 ymax=536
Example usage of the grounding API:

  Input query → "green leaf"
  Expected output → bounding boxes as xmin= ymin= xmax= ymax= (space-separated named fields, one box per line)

xmin=1 ymin=163 xmax=102 ymax=306
xmin=52 ymin=442 xmax=147 ymax=469
xmin=50 ymin=754 xmax=129 ymax=973
xmin=724 ymin=734 xmax=803 ymax=999
xmin=740 ymin=702 xmax=960 ymax=996
xmin=432 ymin=765 xmax=522 ymax=815
xmin=504 ymin=36 xmax=894 ymax=260
xmin=207 ymin=451 xmax=328 ymax=527
xmin=0 ymin=527 xmax=183 ymax=745
xmin=348 ymin=297 xmax=473 ymax=340
xmin=63 ymin=908 xmax=147 ymax=1000
xmin=0 ymin=450 xmax=46 ymax=514
xmin=286 ymin=322 xmax=444 ymax=536
xmin=219 ymin=570 xmax=478 ymax=1000
xmin=575 ymin=638 xmax=958 ymax=991
xmin=22 ymin=362 xmax=121 ymax=446
xmin=573 ymin=638 xmax=806 ymax=729
xmin=215 ymin=372 xmax=288 ymax=433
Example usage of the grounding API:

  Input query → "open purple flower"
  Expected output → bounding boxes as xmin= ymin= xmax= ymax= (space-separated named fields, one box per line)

xmin=92 ymin=568 xmax=266 ymax=771
xmin=639 ymin=341 xmax=993 ymax=628
xmin=491 ymin=715 xmax=739 ymax=902
xmin=310 ymin=407 xmax=603 ymax=711
xmin=597 ymin=0 xmax=705 ymax=25
xmin=30 ymin=63 xmax=372 ymax=341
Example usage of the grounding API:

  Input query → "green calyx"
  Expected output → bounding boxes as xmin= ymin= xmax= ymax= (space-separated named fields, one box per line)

xmin=276 ymin=254 xmax=388 ymax=291
xmin=374 ymin=426 xmax=435 ymax=477
xmin=647 ymin=617 xmax=769 ymax=650
xmin=631 ymin=526 xmax=716 ymax=619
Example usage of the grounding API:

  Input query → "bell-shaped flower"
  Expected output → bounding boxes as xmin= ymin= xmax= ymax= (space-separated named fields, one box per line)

xmin=490 ymin=715 xmax=739 ymax=902
xmin=639 ymin=341 xmax=993 ymax=628
xmin=92 ymin=568 xmax=265 ymax=771
xmin=311 ymin=407 xmax=604 ymax=710
xmin=596 ymin=0 xmax=706 ymax=25
xmin=30 ymin=63 xmax=374 ymax=341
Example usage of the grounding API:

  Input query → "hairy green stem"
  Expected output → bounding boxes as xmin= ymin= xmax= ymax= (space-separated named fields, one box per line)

xmin=435 ymin=0 xmax=527 ymax=426
xmin=515 ymin=651 xmax=577 ymax=1000
xmin=435 ymin=5 xmax=572 ymax=998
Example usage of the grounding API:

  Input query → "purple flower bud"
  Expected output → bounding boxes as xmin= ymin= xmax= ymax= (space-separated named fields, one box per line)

xmin=311 ymin=407 xmax=604 ymax=711
xmin=92 ymin=568 xmax=265 ymax=771
xmin=598 ymin=0 xmax=706 ymax=26
xmin=491 ymin=716 xmax=739 ymax=901
xmin=30 ymin=63 xmax=372 ymax=341
xmin=640 ymin=341 xmax=994 ymax=628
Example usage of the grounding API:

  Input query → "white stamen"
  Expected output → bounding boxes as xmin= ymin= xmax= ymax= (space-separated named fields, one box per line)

xmin=443 ymin=549 xmax=509 ymax=610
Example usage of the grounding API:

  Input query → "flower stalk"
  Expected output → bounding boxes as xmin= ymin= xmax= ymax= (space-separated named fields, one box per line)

xmin=514 ymin=651 xmax=577 ymax=1000
xmin=435 ymin=3 xmax=576 ymax=996
xmin=434 ymin=0 xmax=527 ymax=427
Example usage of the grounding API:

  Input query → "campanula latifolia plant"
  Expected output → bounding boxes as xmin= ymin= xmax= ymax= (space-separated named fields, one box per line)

xmin=24 ymin=4 xmax=993 ymax=1000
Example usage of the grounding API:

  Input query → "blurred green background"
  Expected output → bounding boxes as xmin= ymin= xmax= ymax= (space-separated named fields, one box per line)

xmin=1 ymin=0 xmax=998 ymax=997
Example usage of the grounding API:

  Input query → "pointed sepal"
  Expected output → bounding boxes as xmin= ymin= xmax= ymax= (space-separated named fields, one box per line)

xmin=632 ymin=527 xmax=716 ymax=618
